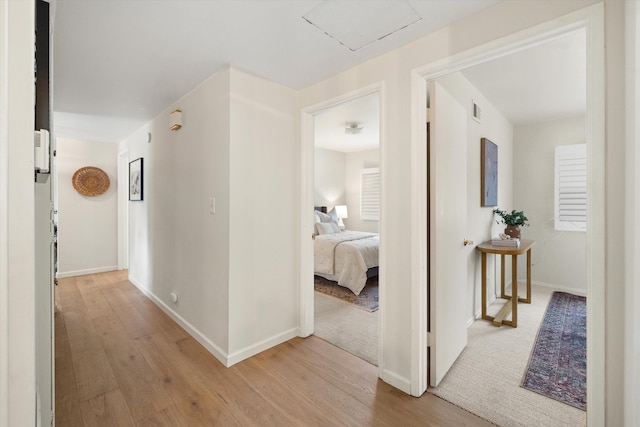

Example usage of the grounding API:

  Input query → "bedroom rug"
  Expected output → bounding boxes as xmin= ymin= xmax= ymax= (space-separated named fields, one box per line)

xmin=428 ymin=284 xmax=586 ymax=427
xmin=521 ymin=291 xmax=587 ymax=410
xmin=314 ymin=291 xmax=378 ymax=366
xmin=314 ymin=275 xmax=378 ymax=312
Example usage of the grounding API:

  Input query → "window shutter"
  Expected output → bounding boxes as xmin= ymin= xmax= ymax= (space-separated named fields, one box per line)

xmin=555 ymin=144 xmax=587 ymax=231
xmin=361 ymin=168 xmax=380 ymax=221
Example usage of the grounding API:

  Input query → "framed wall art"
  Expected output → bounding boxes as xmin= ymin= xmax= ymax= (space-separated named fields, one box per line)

xmin=129 ymin=157 xmax=143 ymax=201
xmin=481 ymin=138 xmax=498 ymax=206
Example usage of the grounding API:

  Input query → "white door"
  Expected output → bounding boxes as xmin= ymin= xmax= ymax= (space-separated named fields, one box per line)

xmin=429 ymin=80 xmax=469 ymax=387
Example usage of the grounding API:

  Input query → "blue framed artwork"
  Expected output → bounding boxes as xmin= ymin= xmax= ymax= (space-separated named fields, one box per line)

xmin=481 ymin=138 xmax=498 ymax=206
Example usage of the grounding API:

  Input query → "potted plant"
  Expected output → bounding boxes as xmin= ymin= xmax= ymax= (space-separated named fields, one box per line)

xmin=493 ymin=208 xmax=529 ymax=239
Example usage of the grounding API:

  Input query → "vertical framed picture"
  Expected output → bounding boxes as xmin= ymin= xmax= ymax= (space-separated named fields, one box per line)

xmin=129 ymin=157 xmax=143 ymax=201
xmin=481 ymin=138 xmax=498 ymax=206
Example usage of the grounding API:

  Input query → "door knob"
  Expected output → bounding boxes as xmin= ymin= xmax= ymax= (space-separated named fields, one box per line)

xmin=464 ymin=239 xmax=474 ymax=246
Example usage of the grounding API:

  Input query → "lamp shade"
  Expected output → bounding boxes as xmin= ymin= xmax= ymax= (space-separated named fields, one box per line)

xmin=335 ymin=205 xmax=348 ymax=219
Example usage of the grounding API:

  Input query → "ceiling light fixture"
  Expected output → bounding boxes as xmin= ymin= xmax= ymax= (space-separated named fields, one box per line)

xmin=345 ymin=122 xmax=363 ymax=135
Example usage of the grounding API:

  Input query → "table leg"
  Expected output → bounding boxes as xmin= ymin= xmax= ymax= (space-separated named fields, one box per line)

xmin=481 ymin=252 xmax=487 ymax=320
xmin=511 ymin=254 xmax=518 ymax=327
xmin=500 ymin=254 xmax=505 ymax=298
xmin=526 ymin=248 xmax=532 ymax=303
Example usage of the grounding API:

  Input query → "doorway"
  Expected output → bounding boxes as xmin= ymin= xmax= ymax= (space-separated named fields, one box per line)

xmin=299 ymin=83 xmax=385 ymax=374
xmin=412 ymin=6 xmax=605 ymax=424
xmin=117 ymin=150 xmax=129 ymax=270
xmin=312 ymin=93 xmax=381 ymax=365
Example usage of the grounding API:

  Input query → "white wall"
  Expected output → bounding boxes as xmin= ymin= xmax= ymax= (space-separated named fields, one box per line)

xmin=345 ymin=148 xmax=379 ymax=232
xmin=57 ymin=138 xmax=118 ymax=277
xmin=228 ymin=68 xmax=299 ymax=361
xmin=514 ymin=116 xmax=587 ymax=292
xmin=124 ymin=66 xmax=299 ymax=366
xmin=314 ymin=147 xmax=345 ymax=207
xmin=437 ymin=72 xmax=514 ymax=321
xmin=314 ymin=147 xmax=380 ymax=233
xmin=124 ymin=67 xmax=232 ymax=359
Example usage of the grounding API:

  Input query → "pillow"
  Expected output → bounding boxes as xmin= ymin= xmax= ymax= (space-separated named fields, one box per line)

xmin=316 ymin=210 xmax=332 ymax=223
xmin=327 ymin=207 xmax=339 ymax=223
xmin=314 ymin=211 xmax=321 ymax=224
xmin=315 ymin=222 xmax=339 ymax=235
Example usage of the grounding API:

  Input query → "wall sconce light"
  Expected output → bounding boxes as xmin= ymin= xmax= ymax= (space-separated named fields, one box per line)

xmin=170 ymin=109 xmax=182 ymax=131
xmin=335 ymin=205 xmax=348 ymax=229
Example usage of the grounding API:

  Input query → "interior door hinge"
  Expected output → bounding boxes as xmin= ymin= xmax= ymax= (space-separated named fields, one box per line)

xmin=427 ymin=331 xmax=431 ymax=347
xmin=426 ymin=107 xmax=431 ymax=123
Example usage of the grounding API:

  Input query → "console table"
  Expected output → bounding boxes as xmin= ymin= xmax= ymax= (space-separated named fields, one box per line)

xmin=476 ymin=239 xmax=535 ymax=328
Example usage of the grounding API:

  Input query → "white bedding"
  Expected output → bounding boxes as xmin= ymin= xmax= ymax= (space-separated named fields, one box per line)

xmin=314 ymin=231 xmax=379 ymax=295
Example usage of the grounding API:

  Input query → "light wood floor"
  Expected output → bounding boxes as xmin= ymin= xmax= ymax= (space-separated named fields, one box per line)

xmin=55 ymin=270 xmax=491 ymax=426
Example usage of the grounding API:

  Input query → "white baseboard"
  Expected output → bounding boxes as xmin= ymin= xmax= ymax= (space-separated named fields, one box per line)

xmin=380 ymin=369 xmax=412 ymax=395
xmin=57 ymin=265 xmax=118 ymax=278
xmin=127 ymin=274 xmax=301 ymax=368
xmin=227 ymin=327 xmax=299 ymax=367
xmin=472 ymin=293 xmax=497 ymax=322
xmin=127 ymin=275 xmax=229 ymax=365
xmin=530 ymin=280 xmax=587 ymax=296
xmin=470 ymin=281 xmax=586 ymax=324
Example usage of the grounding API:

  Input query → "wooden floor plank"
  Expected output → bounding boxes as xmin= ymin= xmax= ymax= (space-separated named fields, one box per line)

xmin=92 ymin=315 xmax=174 ymax=421
xmin=56 ymin=270 xmax=492 ymax=427
xmin=248 ymin=340 xmax=375 ymax=426
xmin=176 ymin=338 xmax=293 ymax=426
xmin=134 ymin=333 xmax=247 ymax=426
xmin=134 ymin=404 xmax=192 ymax=427
xmin=235 ymin=356 xmax=341 ymax=426
xmin=80 ymin=389 xmax=136 ymax=427
xmin=120 ymin=285 xmax=190 ymax=343
xmin=102 ymin=287 xmax=156 ymax=339
xmin=55 ymin=353 xmax=84 ymax=427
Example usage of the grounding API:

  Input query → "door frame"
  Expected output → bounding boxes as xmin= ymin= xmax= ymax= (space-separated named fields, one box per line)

xmin=299 ymin=82 xmax=386 ymax=376
xmin=409 ymin=4 xmax=605 ymax=421
xmin=117 ymin=149 xmax=129 ymax=270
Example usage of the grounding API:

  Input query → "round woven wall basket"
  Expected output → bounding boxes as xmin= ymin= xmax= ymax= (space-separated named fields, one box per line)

xmin=72 ymin=166 xmax=110 ymax=197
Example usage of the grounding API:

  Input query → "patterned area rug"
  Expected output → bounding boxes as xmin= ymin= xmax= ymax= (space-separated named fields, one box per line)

xmin=314 ymin=275 xmax=378 ymax=312
xmin=521 ymin=291 xmax=586 ymax=410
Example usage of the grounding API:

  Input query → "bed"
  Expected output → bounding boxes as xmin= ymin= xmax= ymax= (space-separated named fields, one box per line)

xmin=313 ymin=207 xmax=379 ymax=295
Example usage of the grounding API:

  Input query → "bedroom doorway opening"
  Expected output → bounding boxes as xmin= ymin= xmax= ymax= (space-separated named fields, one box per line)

xmin=412 ymin=6 xmax=605 ymax=423
xmin=311 ymin=92 xmax=381 ymax=366
xmin=299 ymin=83 xmax=384 ymax=371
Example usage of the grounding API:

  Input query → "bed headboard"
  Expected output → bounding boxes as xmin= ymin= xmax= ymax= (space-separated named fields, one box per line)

xmin=314 ymin=206 xmax=327 ymax=213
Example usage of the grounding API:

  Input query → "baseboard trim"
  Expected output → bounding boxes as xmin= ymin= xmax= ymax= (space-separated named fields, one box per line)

xmin=227 ymin=328 xmax=299 ymax=367
xmin=127 ymin=275 xmax=229 ymax=365
xmin=530 ymin=280 xmax=587 ymax=296
xmin=471 ymin=281 xmax=587 ymax=324
xmin=380 ymin=368 xmax=412 ymax=395
xmin=57 ymin=265 xmax=118 ymax=278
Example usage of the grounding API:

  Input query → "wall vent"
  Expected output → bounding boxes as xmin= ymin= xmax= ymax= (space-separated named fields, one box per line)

xmin=472 ymin=101 xmax=481 ymax=123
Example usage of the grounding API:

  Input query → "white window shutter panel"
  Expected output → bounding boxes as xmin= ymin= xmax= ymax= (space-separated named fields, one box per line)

xmin=361 ymin=168 xmax=380 ymax=221
xmin=555 ymin=144 xmax=587 ymax=231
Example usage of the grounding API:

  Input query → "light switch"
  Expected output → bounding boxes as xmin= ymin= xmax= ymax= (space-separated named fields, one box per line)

xmin=209 ymin=197 xmax=216 ymax=215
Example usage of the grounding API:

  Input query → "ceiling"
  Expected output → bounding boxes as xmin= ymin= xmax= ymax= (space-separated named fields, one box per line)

xmin=314 ymin=29 xmax=586 ymax=152
xmin=52 ymin=1 xmax=585 ymax=145
xmin=461 ymin=29 xmax=586 ymax=126
xmin=314 ymin=93 xmax=380 ymax=153
xmin=52 ymin=0 xmax=502 ymax=142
